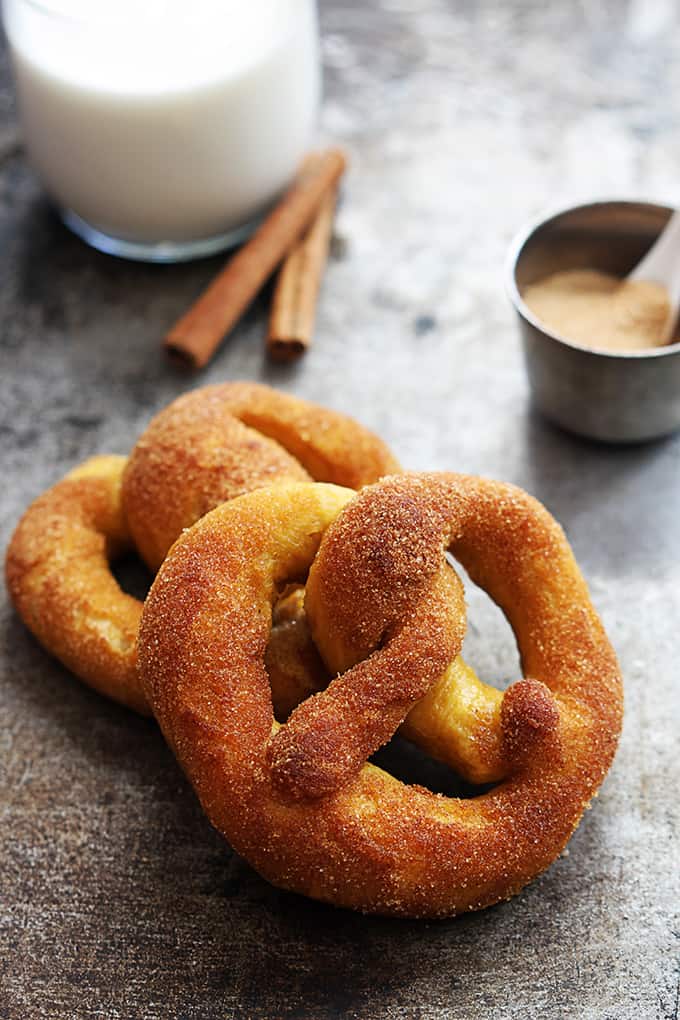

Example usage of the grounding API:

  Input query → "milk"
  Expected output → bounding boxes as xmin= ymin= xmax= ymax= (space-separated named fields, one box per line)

xmin=4 ymin=0 xmax=320 ymax=256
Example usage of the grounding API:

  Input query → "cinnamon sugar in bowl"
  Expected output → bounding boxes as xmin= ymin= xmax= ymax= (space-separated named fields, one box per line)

xmin=507 ymin=200 xmax=680 ymax=442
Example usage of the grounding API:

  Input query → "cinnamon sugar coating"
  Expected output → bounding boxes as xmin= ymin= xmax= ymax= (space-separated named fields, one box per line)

xmin=138 ymin=476 xmax=622 ymax=918
xmin=122 ymin=381 xmax=401 ymax=570
xmin=5 ymin=384 xmax=398 ymax=713
xmin=5 ymin=456 xmax=147 ymax=712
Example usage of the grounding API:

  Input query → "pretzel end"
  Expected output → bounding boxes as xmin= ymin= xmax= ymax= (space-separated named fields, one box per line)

xmin=269 ymin=702 xmax=349 ymax=800
xmin=501 ymin=678 xmax=561 ymax=771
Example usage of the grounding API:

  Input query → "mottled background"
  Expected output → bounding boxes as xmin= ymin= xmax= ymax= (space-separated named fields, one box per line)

xmin=1 ymin=1 xmax=679 ymax=1018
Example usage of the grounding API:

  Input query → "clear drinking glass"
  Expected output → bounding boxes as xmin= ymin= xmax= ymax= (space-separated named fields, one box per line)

xmin=3 ymin=0 xmax=320 ymax=261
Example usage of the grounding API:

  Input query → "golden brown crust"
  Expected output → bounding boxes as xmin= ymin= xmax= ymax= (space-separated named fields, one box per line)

xmin=270 ymin=565 xmax=466 ymax=800
xmin=4 ymin=460 xmax=328 ymax=715
xmin=5 ymin=456 xmax=147 ymax=713
xmin=138 ymin=475 xmax=623 ymax=918
xmin=122 ymin=382 xmax=401 ymax=570
xmin=5 ymin=384 xmax=399 ymax=714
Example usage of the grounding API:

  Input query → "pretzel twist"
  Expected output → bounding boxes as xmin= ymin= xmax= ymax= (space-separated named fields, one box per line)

xmin=138 ymin=475 xmax=622 ymax=918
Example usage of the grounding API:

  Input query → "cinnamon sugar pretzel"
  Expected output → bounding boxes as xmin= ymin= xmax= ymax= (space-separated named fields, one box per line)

xmin=138 ymin=475 xmax=622 ymax=917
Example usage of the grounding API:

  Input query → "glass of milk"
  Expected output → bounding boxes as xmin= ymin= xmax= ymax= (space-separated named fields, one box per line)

xmin=3 ymin=0 xmax=320 ymax=261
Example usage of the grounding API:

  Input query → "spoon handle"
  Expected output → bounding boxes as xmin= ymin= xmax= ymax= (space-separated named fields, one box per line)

xmin=629 ymin=208 xmax=680 ymax=342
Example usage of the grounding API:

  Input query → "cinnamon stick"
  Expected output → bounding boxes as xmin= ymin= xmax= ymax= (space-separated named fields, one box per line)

xmin=267 ymin=185 xmax=338 ymax=361
xmin=164 ymin=147 xmax=347 ymax=370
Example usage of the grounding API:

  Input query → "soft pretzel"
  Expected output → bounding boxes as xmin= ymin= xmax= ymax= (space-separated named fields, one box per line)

xmin=5 ymin=384 xmax=399 ymax=713
xmin=122 ymin=381 xmax=401 ymax=570
xmin=138 ymin=476 xmax=622 ymax=918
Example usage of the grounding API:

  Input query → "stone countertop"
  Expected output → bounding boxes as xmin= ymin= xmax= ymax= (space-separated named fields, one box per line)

xmin=1 ymin=2 xmax=679 ymax=1018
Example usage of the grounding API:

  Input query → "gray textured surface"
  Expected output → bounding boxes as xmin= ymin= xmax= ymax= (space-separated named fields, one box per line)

xmin=1 ymin=1 xmax=679 ymax=1018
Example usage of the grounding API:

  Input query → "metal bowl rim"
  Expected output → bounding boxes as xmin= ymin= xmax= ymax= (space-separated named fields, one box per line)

xmin=505 ymin=197 xmax=680 ymax=361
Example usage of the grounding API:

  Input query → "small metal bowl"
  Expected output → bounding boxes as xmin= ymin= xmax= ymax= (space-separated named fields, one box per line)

xmin=507 ymin=200 xmax=680 ymax=442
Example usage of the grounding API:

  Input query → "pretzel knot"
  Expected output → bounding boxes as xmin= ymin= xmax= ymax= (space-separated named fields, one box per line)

xmin=139 ymin=473 xmax=622 ymax=918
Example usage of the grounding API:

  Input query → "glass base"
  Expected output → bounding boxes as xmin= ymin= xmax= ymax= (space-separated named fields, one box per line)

xmin=59 ymin=207 xmax=260 ymax=263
